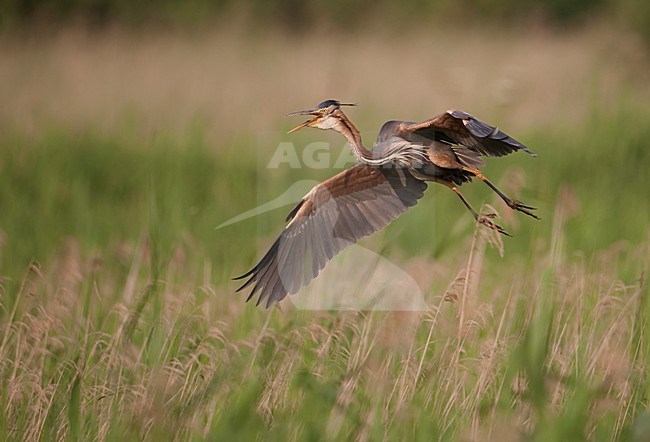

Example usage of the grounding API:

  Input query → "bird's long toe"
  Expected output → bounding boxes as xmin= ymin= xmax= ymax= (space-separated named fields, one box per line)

xmin=508 ymin=200 xmax=540 ymax=220
xmin=477 ymin=215 xmax=511 ymax=236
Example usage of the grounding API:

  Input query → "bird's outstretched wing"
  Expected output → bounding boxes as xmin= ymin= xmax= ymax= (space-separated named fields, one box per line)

xmin=401 ymin=110 xmax=536 ymax=158
xmin=235 ymin=163 xmax=427 ymax=308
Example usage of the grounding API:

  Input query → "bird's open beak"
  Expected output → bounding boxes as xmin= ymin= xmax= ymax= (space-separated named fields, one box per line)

xmin=287 ymin=119 xmax=318 ymax=134
xmin=286 ymin=108 xmax=320 ymax=134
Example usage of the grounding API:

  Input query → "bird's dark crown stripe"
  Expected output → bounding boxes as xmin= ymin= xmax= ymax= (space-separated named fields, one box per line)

xmin=318 ymin=99 xmax=340 ymax=109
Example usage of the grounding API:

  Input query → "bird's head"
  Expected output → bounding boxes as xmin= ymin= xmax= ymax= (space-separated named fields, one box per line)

xmin=286 ymin=99 xmax=356 ymax=134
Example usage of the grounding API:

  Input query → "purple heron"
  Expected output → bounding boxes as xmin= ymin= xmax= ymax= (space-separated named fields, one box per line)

xmin=236 ymin=100 xmax=538 ymax=307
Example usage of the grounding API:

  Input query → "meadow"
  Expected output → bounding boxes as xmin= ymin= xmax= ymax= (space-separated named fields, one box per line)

xmin=1 ymin=26 xmax=649 ymax=440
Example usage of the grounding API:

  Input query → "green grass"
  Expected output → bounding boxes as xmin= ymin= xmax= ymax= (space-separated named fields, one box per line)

xmin=0 ymin=103 xmax=648 ymax=440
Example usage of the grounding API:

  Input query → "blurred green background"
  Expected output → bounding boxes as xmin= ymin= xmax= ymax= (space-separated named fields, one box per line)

xmin=1 ymin=1 xmax=649 ymax=441
xmin=2 ymin=0 xmax=650 ymax=42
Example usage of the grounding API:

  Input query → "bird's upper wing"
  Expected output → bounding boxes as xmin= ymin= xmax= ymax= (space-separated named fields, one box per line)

xmin=401 ymin=110 xmax=536 ymax=158
xmin=235 ymin=163 xmax=427 ymax=308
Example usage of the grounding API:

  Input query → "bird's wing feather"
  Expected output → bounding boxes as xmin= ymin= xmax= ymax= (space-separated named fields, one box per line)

xmin=401 ymin=110 xmax=536 ymax=158
xmin=235 ymin=163 xmax=427 ymax=308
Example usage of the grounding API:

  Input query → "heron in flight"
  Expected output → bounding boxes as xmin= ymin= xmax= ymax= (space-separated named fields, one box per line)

xmin=236 ymin=100 xmax=538 ymax=307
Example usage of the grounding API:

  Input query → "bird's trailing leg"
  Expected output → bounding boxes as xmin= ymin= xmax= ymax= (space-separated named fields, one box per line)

xmin=435 ymin=180 xmax=511 ymax=236
xmin=461 ymin=167 xmax=539 ymax=219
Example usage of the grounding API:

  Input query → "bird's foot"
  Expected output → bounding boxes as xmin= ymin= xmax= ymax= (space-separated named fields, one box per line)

xmin=477 ymin=214 xmax=511 ymax=236
xmin=507 ymin=200 xmax=540 ymax=220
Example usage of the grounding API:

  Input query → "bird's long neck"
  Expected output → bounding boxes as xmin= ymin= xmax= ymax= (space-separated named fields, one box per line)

xmin=334 ymin=111 xmax=426 ymax=169
xmin=335 ymin=113 xmax=379 ymax=165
